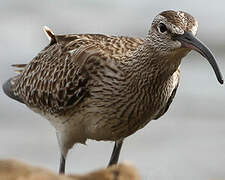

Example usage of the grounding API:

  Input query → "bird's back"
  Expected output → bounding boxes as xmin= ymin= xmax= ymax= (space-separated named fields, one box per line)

xmin=3 ymin=30 xmax=144 ymax=116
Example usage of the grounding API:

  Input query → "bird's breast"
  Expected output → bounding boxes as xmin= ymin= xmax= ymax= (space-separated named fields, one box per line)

xmin=80 ymin=71 xmax=179 ymax=141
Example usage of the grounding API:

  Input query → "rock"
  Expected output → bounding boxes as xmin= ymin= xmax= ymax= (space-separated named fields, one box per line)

xmin=0 ymin=159 xmax=141 ymax=180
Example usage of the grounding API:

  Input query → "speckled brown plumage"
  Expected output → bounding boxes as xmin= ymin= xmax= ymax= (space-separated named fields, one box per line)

xmin=4 ymin=10 xmax=222 ymax=173
xmin=10 ymin=34 xmax=143 ymax=115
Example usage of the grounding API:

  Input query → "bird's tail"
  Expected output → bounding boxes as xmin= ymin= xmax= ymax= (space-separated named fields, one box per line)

xmin=2 ymin=77 xmax=24 ymax=104
xmin=11 ymin=64 xmax=27 ymax=74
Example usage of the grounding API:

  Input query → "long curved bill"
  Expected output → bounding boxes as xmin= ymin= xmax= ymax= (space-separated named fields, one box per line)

xmin=174 ymin=31 xmax=224 ymax=84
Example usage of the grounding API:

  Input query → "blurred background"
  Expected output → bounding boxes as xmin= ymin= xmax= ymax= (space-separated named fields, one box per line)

xmin=0 ymin=0 xmax=225 ymax=179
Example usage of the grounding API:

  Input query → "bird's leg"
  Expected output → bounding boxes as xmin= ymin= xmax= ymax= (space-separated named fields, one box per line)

xmin=56 ymin=131 xmax=68 ymax=174
xmin=59 ymin=154 xmax=66 ymax=174
xmin=108 ymin=139 xmax=124 ymax=166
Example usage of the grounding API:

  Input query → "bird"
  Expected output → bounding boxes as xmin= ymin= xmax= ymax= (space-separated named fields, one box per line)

xmin=3 ymin=10 xmax=223 ymax=174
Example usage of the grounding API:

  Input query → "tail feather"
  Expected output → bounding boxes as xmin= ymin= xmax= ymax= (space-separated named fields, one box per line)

xmin=14 ymin=69 xmax=24 ymax=74
xmin=11 ymin=64 xmax=27 ymax=68
xmin=11 ymin=64 xmax=27 ymax=74
xmin=2 ymin=78 xmax=24 ymax=104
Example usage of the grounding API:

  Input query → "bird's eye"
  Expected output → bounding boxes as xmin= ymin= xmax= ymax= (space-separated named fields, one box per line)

xmin=158 ymin=23 xmax=167 ymax=34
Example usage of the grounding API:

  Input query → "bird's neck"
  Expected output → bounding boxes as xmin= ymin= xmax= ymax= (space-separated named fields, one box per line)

xmin=122 ymin=41 xmax=183 ymax=85
xmin=111 ymin=42 xmax=183 ymax=131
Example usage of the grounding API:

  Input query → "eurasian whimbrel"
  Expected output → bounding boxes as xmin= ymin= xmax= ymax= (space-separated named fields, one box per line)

xmin=3 ymin=10 xmax=223 ymax=174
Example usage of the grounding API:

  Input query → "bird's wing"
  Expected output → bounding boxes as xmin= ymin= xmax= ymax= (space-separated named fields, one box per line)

xmin=3 ymin=27 xmax=143 ymax=115
xmin=153 ymin=71 xmax=180 ymax=120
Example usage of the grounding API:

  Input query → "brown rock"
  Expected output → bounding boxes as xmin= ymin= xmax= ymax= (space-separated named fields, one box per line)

xmin=0 ymin=160 xmax=140 ymax=180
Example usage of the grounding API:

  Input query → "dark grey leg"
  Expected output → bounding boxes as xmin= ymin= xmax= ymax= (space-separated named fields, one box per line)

xmin=59 ymin=154 xmax=66 ymax=174
xmin=108 ymin=139 xmax=123 ymax=166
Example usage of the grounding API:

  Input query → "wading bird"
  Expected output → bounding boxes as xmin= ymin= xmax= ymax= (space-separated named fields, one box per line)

xmin=3 ymin=10 xmax=223 ymax=173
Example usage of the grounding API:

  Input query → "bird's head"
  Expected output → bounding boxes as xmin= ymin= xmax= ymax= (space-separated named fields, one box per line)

xmin=148 ymin=10 xmax=223 ymax=84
